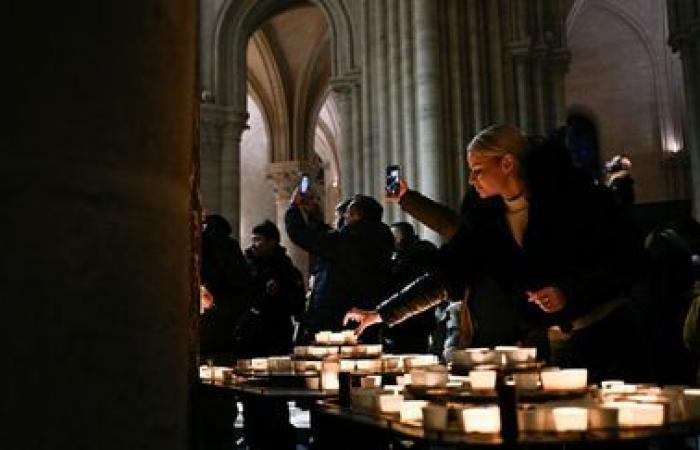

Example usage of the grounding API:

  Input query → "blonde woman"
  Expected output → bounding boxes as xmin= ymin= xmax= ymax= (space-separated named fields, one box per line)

xmin=345 ymin=124 xmax=643 ymax=381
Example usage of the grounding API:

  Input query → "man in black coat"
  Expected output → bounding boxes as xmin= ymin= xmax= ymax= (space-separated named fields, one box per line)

xmin=383 ymin=221 xmax=439 ymax=353
xmin=285 ymin=193 xmax=394 ymax=342
xmin=237 ymin=220 xmax=305 ymax=450
xmin=235 ymin=220 xmax=305 ymax=358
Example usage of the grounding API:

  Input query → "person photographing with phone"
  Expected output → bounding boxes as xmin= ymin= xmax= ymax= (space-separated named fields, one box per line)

xmin=285 ymin=182 xmax=394 ymax=343
xmin=345 ymin=124 xmax=645 ymax=382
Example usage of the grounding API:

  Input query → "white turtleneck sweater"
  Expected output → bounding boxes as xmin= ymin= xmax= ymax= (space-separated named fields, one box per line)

xmin=504 ymin=195 xmax=529 ymax=247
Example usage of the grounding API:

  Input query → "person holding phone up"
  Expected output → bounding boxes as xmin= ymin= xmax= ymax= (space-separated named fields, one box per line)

xmin=285 ymin=185 xmax=395 ymax=343
xmin=345 ymin=124 xmax=645 ymax=382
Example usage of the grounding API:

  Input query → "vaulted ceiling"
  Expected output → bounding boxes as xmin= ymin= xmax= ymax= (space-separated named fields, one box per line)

xmin=246 ymin=2 xmax=331 ymax=162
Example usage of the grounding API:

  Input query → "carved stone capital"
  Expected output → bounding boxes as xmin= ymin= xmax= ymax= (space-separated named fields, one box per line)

xmin=329 ymin=73 xmax=360 ymax=96
xmin=266 ymin=160 xmax=315 ymax=201
xmin=199 ymin=104 xmax=249 ymax=141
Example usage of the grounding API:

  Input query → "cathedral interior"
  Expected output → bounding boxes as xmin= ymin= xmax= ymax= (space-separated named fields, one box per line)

xmin=3 ymin=0 xmax=700 ymax=449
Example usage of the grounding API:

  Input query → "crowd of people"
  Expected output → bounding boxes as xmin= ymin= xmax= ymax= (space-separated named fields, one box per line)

xmin=198 ymin=123 xmax=700 ymax=449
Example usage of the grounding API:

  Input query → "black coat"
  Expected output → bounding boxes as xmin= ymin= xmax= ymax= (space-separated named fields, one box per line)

xmin=234 ymin=246 xmax=305 ymax=357
xmin=379 ymin=154 xmax=641 ymax=350
xmin=285 ymin=205 xmax=394 ymax=336
xmin=200 ymin=224 xmax=251 ymax=357
xmin=383 ymin=237 xmax=440 ymax=353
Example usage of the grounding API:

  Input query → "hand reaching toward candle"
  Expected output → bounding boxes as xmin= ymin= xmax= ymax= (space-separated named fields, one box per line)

xmin=343 ymin=307 xmax=383 ymax=336
xmin=527 ymin=286 xmax=566 ymax=313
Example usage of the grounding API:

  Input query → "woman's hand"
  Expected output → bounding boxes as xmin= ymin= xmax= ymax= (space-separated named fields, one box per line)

xmin=384 ymin=178 xmax=409 ymax=203
xmin=343 ymin=307 xmax=383 ymax=336
xmin=527 ymin=286 xmax=567 ymax=313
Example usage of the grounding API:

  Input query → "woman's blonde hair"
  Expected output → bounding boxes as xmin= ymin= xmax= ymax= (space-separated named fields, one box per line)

xmin=467 ymin=124 xmax=526 ymax=158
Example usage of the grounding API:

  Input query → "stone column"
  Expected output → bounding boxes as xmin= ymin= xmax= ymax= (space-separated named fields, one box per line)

xmin=0 ymin=2 xmax=195 ymax=449
xmin=668 ymin=1 xmax=700 ymax=220
xmin=330 ymin=76 xmax=360 ymax=199
xmin=413 ymin=0 xmax=444 ymax=243
xmin=267 ymin=161 xmax=312 ymax=283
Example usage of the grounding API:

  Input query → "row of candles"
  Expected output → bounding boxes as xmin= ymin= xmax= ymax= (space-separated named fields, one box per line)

xmin=349 ymin=381 xmax=700 ymax=433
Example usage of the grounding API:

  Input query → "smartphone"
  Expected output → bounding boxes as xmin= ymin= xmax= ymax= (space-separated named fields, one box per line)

xmin=386 ymin=165 xmax=401 ymax=196
xmin=299 ymin=174 xmax=310 ymax=195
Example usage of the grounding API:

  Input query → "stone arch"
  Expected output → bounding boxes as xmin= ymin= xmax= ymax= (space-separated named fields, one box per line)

xmin=247 ymin=29 xmax=289 ymax=162
xmin=213 ymin=0 xmax=356 ymax=111
xmin=565 ymin=0 xmax=666 ymax=202
xmin=567 ymin=0 xmax=659 ymax=70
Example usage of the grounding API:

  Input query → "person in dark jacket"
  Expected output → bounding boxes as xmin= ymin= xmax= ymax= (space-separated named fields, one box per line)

xmin=345 ymin=124 xmax=644 ymax=382
xmin=285 ymin=193 xmax=394 ymax=343
xmin=296 ymin=197 xmax=353 ymax=344
xmin=237 ymin=220 xmax=304 ymax=450
xmin=235 ymin=220 xmax=305 ymax=358
xmin=200 ymin=213 xmax=251 ymax=362
xmin=198 ymin=213 xmax=251 ymax=450
xmin=383 ymin=221 xmax=439 ymax=353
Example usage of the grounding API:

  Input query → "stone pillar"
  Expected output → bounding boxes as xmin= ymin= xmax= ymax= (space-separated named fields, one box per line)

xmin=668 ymin=1 xmax=700 ymax=220
xmin=330 ymin=76 xmax=360 ymax=199
xmin=0 ymin=2 xmax=195 ymax=449
xmin=200 ymin=104 xmax=248 ymax=239
xmin=267 ymin=161 xmax=312 ymax=283
xmin=413 ymin=0 xmax=444 ymax=243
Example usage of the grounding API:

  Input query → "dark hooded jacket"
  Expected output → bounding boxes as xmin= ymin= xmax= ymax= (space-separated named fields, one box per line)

xmin=285 ymin=204 xmax=395 ymax=339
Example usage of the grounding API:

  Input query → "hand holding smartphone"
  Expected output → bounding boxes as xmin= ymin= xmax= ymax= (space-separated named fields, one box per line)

xmin=385 ymin=165 xmax=401 ymax=197
xmin=299 ymin=174 xmax=310 ymax=196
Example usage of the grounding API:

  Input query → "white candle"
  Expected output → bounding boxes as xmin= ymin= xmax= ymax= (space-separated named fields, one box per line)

xmin=540 ymin=369 xmax=587 ymax=391
xmin=329 ymin=332 xmax=345 ymax=345
xmin=315 ymin=331 xmax=331 ymax=344
xmin=604 ymin=402 xmax=664 ymax=427
xmin=463 ymin=347 xmax=496 ymax=365
xmin=469 ymin=369 xmax=497 ymax=390
xmin=404 ymin=354 xmax=439 ymax=370
xmin=339 ymin=359 xmax=356 ymax=372
xmin=552 ymin=407 xmax=589 ymax=432
xmin=377 ymin=393 xmax=403 ymax=413
xmin=251 ymin=358 xmax=268 ymax=371
xmin=356 ymin=359 xmax=382 ymax=372
xmin=320 ymin=359 xmax=340 ymax=390
xmin=424 ymin=366 xmax=449 ymax=387
xmin=364 ymin=344 xmax=383 ymax=357
xmin=462 ymin=406 xmax=501 ymax=433
xmin=308 ymin=346 xmax=327 ymax=358
xmin=400 ymin=400 xmax=429 ymax=422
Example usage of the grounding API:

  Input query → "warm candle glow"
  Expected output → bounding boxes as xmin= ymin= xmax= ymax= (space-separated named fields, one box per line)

xmin=377 ymin=393 xmax=403 ymax=413
xmin=469 ymin=369 xmax=497 ymax=390
xmin=462 ymin=406 xmax=501 ymax=433
xmin=540 ymin=369 xmax=587 ymax=391
xmin=604 ymin=402 xmax=664 ymax=427
xmin=552 ymin=407 xmax=589 ymax=432
xmin=400 ymin=400 xmax=429 ymax=422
